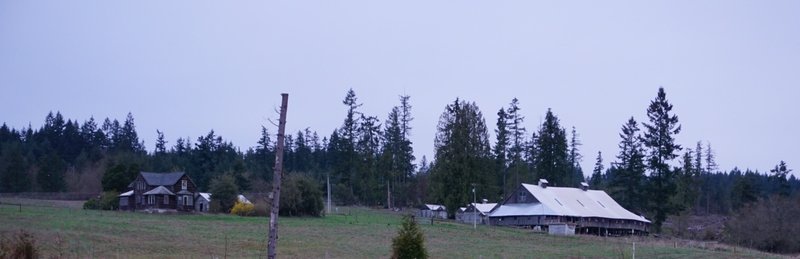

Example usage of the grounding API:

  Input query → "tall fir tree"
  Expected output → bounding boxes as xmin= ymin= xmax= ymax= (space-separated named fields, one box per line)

xmin=506 ymin=98 xmax=528 ymax=195
xmin=640 ymin=87 xmax=682 ymax=232
xmin=568 ymin=126 xmax=584 ymax=187
xmin=610 ymin=117 xmax=647 ymax=213
xmin=533 ymin=109 xmax=570 ymax=187
xmin=589 ymin=151 xmax=604 ymax=188
xmin=493 ymin=108 xmax=509 ymax=198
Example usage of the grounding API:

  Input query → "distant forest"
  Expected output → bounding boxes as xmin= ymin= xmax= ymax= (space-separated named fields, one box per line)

xmin=1 ymin=88 xmax=798 ymax=232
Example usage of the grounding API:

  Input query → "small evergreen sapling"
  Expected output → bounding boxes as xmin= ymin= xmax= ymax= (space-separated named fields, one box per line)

xmin=391 ymin=215 xmax=427 ymax=259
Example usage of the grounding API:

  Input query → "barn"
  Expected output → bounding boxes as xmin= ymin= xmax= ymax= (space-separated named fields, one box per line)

xmin=489 ymin=179 xmax=650 ymax=236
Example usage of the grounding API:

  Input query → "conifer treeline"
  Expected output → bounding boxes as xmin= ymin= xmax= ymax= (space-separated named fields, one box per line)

xmin=0 ymin=88 xmax=797 ymax=231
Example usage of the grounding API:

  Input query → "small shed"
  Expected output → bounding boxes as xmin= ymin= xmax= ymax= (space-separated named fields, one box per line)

xmin=196 ymin=192 xmax=211 ymax=212
xmin=118 ymin=190 xmax=134 ymax=210
xmin=549 ymin=224 xmax=576 ymax=235
xmin=419 ymin=204 xmax=447 ymax=219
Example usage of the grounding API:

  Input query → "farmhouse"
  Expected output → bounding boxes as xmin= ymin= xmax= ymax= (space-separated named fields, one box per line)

xmin=489 ymin=179 xmax=651 ymax=236
xmin=119 ymin=172 xmax=198 ymax=212
xmin=418 ymin=204 xmax=447 ymax=219
xmin=458 ymin=201 xmax=498 ymax=225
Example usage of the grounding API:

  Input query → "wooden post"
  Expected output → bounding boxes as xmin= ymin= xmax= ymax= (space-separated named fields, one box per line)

xmin=267 ymin=93 xmax=289 ymax=259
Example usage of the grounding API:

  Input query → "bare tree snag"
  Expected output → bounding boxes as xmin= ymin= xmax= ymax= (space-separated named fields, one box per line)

xmin=268 ymin=93 xmax=288 ymax=259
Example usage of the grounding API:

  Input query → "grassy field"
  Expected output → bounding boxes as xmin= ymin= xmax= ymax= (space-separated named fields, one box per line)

xmin=0 ymin=198 xmax=781 ymax=258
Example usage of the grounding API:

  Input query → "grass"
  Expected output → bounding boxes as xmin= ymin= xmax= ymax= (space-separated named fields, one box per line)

xmin=0 ymin=198 xmax=783 ymax=258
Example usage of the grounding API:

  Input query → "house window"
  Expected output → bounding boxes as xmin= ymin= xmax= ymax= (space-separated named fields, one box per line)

xmin=181 ymin=180 xmax=187 ymax=190
xmin=164 ymin=195 xmax=169 ymax=204
xmin=182 ymin=196 xmax=188 ymax=206
xmin=518 ymin=191 xmax=527 ymax=202
xmin=148 ymin=195 xmax=155 ymax=204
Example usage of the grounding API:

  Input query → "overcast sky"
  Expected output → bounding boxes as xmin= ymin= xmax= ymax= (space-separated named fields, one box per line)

xmin=2 ymin=1 xmax=798 ymax=176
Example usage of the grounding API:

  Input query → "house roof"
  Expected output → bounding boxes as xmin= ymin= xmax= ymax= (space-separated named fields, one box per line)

xmin=489 ymin=183 xmax=650 ymax=223
xmin=197 ymin=192 xmax=211 ymax=201
xmin=176 ymin=189 xmax=193 ymax=195
xmin=140 ymin=172 xmax=186 ymax=186
xmin=237 ymin=194 xmax=252 ymax=204
xmin=468 ymin=203 xmax=499 ymax=215
xmin=422 ymin=204 xmax=445 ymax=211
xmin=118 ymin=190 xmax=134 ymax=197
xmin=143 ymin=185 xmax=175 ymax=196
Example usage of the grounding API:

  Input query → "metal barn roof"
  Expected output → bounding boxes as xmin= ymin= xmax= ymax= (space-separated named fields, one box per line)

xmin=489 ymin=183 xmax=650 ymax=223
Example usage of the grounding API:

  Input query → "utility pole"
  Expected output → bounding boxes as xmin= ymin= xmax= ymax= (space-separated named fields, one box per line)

xmin=326 ymin=172 xmax=331 ymax=214
xmin=267 ymin=93 xmax=288 ymax=259
xmin=472 ymin=184 xmax=476 ymax=229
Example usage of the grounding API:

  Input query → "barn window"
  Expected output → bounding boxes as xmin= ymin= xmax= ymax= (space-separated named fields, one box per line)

xmin=181 ymin=180 xmax=188 ymax=190
xmin=518 ymin=191 xmax=527 ymax=202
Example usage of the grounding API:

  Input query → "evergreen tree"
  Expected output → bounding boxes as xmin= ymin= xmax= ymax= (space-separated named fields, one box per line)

xmin=673 ymin=150 xmax=698 ymax=213
xmin=37 ymin=149 xmax=66 ymax=192
xmin=533 ymin=109 xmax=570 ymax=186
xmin=391 ymin=215 xmax=427 ymax=259
xmin=589 ymin=151 xmax=606 ymax=189
xmin=640 ymin=87 xmax=682 ymax=232
xmin=705 ymin=142 xmax=717 ymax=173
xmin=333 ymin=89 xmax=362 ymax=204
xmin=589 ymin=151 xmax=604 ymax=188
xmin=506 ymin=99 xmax=528 ymax=192
xmin=356 ymin=114 xmax=382 ymax=205
xmin=430 ymin=99 xmax=492 ymax=217
xmin=770 ymin=161 xmax=791 ymax=197
xmin=0 ymin=142 xmax=29 ymax=192
xmin=155 ymin=130 xmax=167 ymax=154
xmin=730 ymin=168 xmax=758 ymax=211
xmin=694 ymin=141 xmax=703 ymax=174
xmin=568 ymin=126 xmax=584 ymax=187
xmin=493 ymin=108 xmax=509 ymax=197
xmin=610 ymin=117 xmax=647 ymax=213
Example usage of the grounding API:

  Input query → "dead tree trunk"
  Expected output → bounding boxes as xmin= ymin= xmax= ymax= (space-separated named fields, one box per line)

xmin=267 ymin=93 xmax=288 ymax=259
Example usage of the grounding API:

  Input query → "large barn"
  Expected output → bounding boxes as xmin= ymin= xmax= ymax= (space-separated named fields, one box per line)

xmin=489 ymin=179 xmax=650 ymax=236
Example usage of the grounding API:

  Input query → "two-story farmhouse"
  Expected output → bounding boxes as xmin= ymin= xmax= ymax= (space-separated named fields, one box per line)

xmin=119 ymin=172 xmax=198 ymax=212
xmin=489 ymin=179 xmax=651 ymax=236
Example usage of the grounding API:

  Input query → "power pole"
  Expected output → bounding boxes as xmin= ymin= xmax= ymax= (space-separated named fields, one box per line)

xmin=267 ymin=93 xmax=288 ymax=259
xmin=326 ymin=172 xmax=331 ymax=214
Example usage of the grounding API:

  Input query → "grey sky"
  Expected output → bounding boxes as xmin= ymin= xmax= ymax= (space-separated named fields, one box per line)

xmin=1 ymin=1 xmax=798 ymax=176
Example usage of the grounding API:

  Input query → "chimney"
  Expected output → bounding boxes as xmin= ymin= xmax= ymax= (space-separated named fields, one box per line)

xmin=538 ymin=179 xmax=549 ymax=188
xmin=482 ymin=199 xmax=488 ymax=204
xmin=580 ymin=182 xmax=589 ymax=191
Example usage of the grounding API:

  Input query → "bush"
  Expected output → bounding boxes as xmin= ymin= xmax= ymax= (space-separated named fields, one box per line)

xmin=725 ymin=195 xmax=800 ymax=253
xmin=0 ymin=230 xmax=39 ymax=259
xmin=280 ymin=173 xmax=324 ymax=217
xmin=83 ymin=191 xmax=119 ymax=210
xmin=230 ymin=201 xmax=255 ymax=217
xmin=391 ymin=215 xmax=427 ymax=259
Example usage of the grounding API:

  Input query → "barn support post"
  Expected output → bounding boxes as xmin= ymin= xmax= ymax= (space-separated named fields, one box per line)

xmin=267 ymin=93 xmax=289 ymax=259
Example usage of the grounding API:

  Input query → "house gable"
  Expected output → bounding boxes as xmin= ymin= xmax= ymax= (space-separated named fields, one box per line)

xmin=502 ymin=185 xmax=539 ymax=204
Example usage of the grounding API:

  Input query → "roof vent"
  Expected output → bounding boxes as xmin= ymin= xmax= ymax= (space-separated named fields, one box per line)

xmin=538 ymin=179 xmax=549 ymax=188
xmin=580 ymin=182 xmax=589 ymax=191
